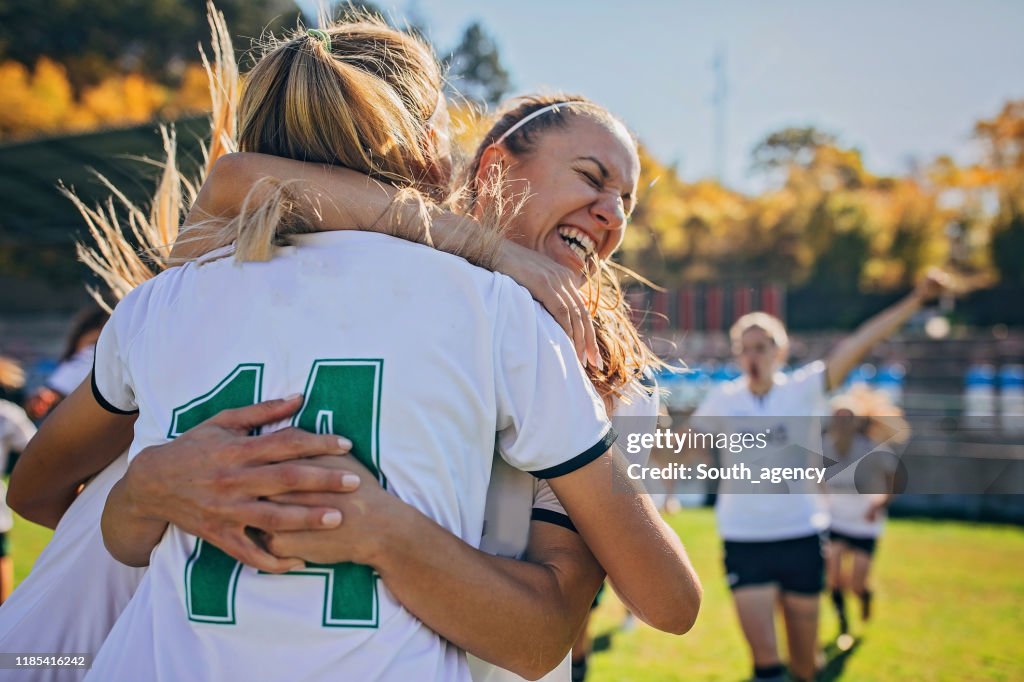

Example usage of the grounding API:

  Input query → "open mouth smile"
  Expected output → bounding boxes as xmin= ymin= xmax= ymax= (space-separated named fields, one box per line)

xmin=557 ymin=226 xmax=597 ymax=262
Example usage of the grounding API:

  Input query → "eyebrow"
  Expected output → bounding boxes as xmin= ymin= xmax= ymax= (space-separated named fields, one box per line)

xmin=575 ymin=156 xmax=610 ymax=181
xmin=576 ymin=155 xmax=636 ymax=212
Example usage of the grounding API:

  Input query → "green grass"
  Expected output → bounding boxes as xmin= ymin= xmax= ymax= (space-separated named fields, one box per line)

xmin=9 ymin=509 xmax=1024 ymax=680
xmin=587 ymin=508 xmax=1024 ymax=681
xmin=9 ymin=514 xmax=52 ymax=585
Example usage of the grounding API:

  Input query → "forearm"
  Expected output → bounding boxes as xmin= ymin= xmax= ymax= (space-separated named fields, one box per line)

xmin=826 ymin=293 xmax=923 ymax=390
xmin=549 ymin=451 xmax=702 ymax=635
xmin=101 ymin=468 xmax=168 ymax=566
xmin=370 ymin=504 xmax=598 ymax=678
xmin=175 ymin=153 xmax=482 ymax=260
xmin=8 ymin=380 xmax=134 ymax=529
xmin=584 ymin=496 xmax=699 ymax=633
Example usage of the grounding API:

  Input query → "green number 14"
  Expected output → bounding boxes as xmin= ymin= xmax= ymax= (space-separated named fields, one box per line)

xmin=169 ymin=360 xmax=384 ymax=628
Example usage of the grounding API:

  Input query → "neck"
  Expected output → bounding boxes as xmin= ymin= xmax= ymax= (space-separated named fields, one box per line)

xmin=747 ymin=375 xmax=773 ymax=396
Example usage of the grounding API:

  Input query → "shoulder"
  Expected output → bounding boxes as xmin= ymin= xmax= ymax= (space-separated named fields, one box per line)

xmin=774 ymin=360 xmax=827 ymax=398
xmin=786 ymin=360 xmax=827 ymax=386
xmin=612 ymin=372 xmax=660 ymax=419
xmin=709 ymin=376 xmax=747 ymax=403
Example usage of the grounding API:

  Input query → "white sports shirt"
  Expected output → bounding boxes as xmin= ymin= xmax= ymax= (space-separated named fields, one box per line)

xmin=470 ymin=376 xmax=660 ymax=682
xmin=0 ymin=453 xmax=146 ymax=682
xmin=689 ymin=362 xmax=830 ymax=542
xmin=0 ymin=386 xmax=647 ymax=682
xmin=46 ymin=346 xmax=96 ymax=396
xmin=0 ymin=400 xmax=35 ymax=535
xmin=824 ymin=434 xmax=898 ymax=538
xmin=86 ymin=232 xmax=614 ymax=682
xmin=0 ymin=344 xmax=143 ymax=682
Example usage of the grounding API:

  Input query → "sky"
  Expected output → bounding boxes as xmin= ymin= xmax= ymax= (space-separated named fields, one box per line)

xmin=299 ymin=1 xmax=1024 ymax=191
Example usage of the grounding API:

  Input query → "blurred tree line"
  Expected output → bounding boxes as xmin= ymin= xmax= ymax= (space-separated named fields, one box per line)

xmin=0 ymin=0 xmax=1021 ymax=312
xmin=618 ymin=102 xmax=1024 ymax=300
xmin=0 ymin=0 xmax=510 ymax=140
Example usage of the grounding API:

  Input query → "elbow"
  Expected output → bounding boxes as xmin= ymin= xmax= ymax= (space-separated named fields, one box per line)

xmin=500 ymin=625 xmax=576 ymax=680
xmin=639 ymin=577 xmax=703 ymax=636
xmin=103 ymin=540 xmax=150 ymax=568
xmin=204 ymin=153 xmax=252 ymax=210
xmin=100 ymin=518 xmax=152 ymax=568
xmin=510 ymin=652 xmax=568 ymax=682
xmin=7 ymin=468 xmax=62 ymax=530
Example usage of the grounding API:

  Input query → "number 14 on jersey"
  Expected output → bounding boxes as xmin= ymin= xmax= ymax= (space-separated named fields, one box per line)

xmin=168 ymin=359 xmax=384 ymax=629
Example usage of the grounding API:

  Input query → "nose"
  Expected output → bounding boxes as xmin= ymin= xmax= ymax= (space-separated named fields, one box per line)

xmin=590 ymin=192 xmax=626 ymax=231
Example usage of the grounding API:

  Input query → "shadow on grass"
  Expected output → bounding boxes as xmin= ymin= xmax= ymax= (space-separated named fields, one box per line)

xmin=817 ymin=636 xmax=864 ymax=681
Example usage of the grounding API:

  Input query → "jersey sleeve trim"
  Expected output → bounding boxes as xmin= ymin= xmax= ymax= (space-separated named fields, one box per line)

xmin=528 ymin=426 xmax=617 ymax=479
xmin=531 ymin=508 xmax=577 ymax=533
xmin=90 ymin=363 xmax=139 ymax=415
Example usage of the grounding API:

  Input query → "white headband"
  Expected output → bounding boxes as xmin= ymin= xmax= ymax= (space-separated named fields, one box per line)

xmin=495 ymin=102 xmax=569 ymax=145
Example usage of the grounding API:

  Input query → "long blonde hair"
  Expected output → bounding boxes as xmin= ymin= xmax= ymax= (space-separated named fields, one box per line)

xmin=73 ymin=5 xmax=504 ymax=299
xmin=224 ymin=17 xmax=449 ymax=262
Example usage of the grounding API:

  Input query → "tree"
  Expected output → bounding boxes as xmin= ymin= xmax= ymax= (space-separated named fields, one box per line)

xmin=0 ymin=0 xmax=296 ymax=90
xmin=750 ymin=126 xmax=837 ymax=174
xmin=445 ymin=22 xmax=511 ymax=106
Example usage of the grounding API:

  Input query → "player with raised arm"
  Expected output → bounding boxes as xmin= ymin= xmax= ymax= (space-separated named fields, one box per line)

xmin=689 ymin=270 xmax=949 ymax=682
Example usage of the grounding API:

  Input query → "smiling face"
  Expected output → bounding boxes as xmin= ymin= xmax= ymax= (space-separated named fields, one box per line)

xmin=482 ymin=116 xmax=640 ymax=275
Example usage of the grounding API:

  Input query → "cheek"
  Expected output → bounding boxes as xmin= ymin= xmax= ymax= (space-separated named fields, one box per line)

xmin=504 ymin=203 xmax=546 ymax=246
xmin=600 ymin=227 xmax=626 ymax=259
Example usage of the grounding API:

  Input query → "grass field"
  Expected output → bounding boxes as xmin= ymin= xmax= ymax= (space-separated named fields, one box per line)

xmin=9 ymin=508 xmax=1024 ymax=681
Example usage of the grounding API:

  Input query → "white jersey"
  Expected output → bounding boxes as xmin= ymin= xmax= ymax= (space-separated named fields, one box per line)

xmin=0 ymin=453 xmax=145 ymax=682
xmin=87 ymin=232 xmax=613 ymax=682
xmin=689 ymin=362 xmax=830 ymax=542
xmin=469 ymin=376 xmax=659 ymax=682
xmin=46 ymin=346 xmax=96 ymax=396
xmin=0 ymin=400 xmax=35 ymax=534
xmin=824 ymin=434 xmax=897 ymax=538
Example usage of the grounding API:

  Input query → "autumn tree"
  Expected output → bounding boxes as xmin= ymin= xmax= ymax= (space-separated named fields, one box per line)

xmin=0 ymin=0 xmax=294 ymax=89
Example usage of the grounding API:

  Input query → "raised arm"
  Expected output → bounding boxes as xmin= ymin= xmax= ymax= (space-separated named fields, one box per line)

xmin=825 ymin=269 xmax=950 ymax=391
xmin=7 ymin=377 xmax=135 ymax=528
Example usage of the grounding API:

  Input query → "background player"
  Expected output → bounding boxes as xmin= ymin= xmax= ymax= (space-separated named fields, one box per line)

xmin=823 ymin=388 xmax=905 ymax=641
xmin=0 ymin=356 xmax=34 ymax=604
xmin=689 ymin=270 xmax=950 ymax=682
xmin=24 ymin=306 xmax=108 ymax=422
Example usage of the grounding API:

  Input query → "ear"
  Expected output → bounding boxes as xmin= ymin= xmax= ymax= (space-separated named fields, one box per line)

xmin=475 ymin=143 xmax=513 ymax=189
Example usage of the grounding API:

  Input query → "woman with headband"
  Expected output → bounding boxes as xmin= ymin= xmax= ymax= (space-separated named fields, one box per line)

xmin=8 ymin=15 xmax=696 ymax=679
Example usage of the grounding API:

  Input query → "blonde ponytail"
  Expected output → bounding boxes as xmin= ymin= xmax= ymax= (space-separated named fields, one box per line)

xmin=231 ymin=17 xmax=444 ymax=262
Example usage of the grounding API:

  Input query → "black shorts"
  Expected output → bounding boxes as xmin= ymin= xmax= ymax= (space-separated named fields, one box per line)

xmin=829 ymin=529 xmax=878 ymax=556
xmin=0 ymin=532 xmax=7 ymax=558
xmin=723 ymin=533 xmax=825 ymax=595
